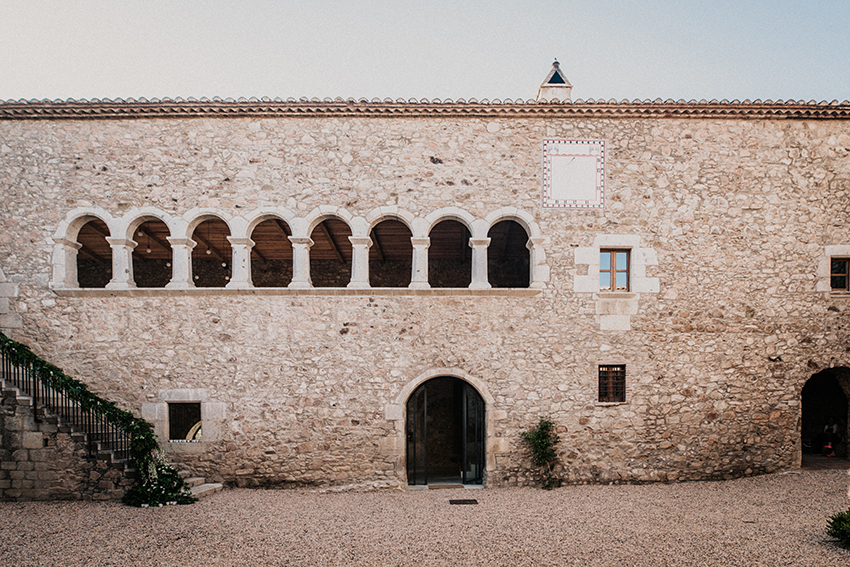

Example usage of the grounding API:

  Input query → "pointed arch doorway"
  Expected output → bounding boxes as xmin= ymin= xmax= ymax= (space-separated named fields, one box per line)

xmin=406 ymin=377 xmax=484 ymax=486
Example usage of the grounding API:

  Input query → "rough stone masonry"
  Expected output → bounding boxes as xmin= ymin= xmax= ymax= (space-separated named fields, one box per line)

xmin=0 ymin=92 xmax=849 ymax=490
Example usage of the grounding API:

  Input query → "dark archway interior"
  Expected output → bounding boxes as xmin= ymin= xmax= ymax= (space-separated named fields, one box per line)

xmin=133 ymin=219 xmax=172 ymax=288
xmin=251 ymin=218 xmax=293 ymax=287
xmin=76 ymin=218 xmax=112 ymax=288
xmin=428 ymin=220 xmax=471 ymax=288
xmin=309 ymin=218 xmax=352 ymax=287
xmin=369 ymin=219 xmax=412 ymax=287
xmin=191 ymin=219 xmax=232 ymax=287
xmin=802 ymin=368 xmax=849 ymax=457
xmin=488 ymin=220 xmax=530 ymax=288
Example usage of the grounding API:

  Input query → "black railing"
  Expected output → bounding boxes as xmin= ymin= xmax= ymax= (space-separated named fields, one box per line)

xmin=0 ymin=334 xmax=130 ymax=462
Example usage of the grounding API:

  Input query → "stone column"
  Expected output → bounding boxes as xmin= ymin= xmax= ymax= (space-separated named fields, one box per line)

xmin=409 ymin=237 xmax=431 ymax=289
xmin=226 ymin=237 xmax=255 ymax=289
xmin=51 ymin=237 xmax=82 ymax=289
xmin=105 ymin=237 xmax=138 ymax=290
xmin=165 ymin=237 xmax=196 ymax=289
xmin=527 ymin=236 xmax=549 ymax=289
xmin=288 ymin=237 xmax=313 ymax=289
xmin=347 ymin=236 xmax=372 ymax=289
xmin=469 ymin=238 xmax=491 ymax=290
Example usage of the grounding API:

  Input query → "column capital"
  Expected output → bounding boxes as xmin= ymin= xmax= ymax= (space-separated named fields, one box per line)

xmin=469 ymin=238 xmax=491 ymax=247
xmin=289 ymin=237 xmax=314 ymax=247
xmin=105 ymin=237 xmax=138 ymax=249
xmin=227 ymin=237 xmax=255 ymax=248
xmin=167 ymin=237 xmax=197 ymax=249
xmin=410 ymin=237 xmax=431 ymax=248
xmin=348 ymin=236 xmax=373 ymax=247
xmin=53 ymin=238 xmax=82 ymax=250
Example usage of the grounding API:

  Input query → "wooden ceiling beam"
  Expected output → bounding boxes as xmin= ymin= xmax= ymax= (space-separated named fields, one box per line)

xmin=316 ymin=220 xmax=345 ymax=263
xmin=192 ymin=231 xmax=226 ymax=262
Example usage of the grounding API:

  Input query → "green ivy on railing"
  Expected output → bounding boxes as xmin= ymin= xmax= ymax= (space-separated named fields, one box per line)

xmin=0 ymin=331 xmax=194 ymax=506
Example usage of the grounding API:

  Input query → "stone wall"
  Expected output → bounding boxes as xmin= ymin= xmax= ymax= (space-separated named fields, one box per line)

xmin=0 ymin=385 xmax=133 ymax=501
xmin=0 ymin=111 xmax=849 ymax=488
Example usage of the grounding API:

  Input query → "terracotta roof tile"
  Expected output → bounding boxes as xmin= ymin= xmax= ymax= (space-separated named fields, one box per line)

xmin=0 ymin=97 xmax=848 ymax=120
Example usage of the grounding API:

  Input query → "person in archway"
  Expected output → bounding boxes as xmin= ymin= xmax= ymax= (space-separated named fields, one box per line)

xmin=812 ymin=416 xmax=842 ymax=456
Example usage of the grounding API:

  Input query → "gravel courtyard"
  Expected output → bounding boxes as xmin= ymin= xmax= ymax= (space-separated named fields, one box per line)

xmin=2 ymin=470 xmax=849 ymax=567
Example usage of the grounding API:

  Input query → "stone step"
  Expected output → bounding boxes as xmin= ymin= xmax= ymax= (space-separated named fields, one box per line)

xmin=183 ymin=477 xmax=205 ymax=488
xmin=191 ymin=483 xmax=223 ymax=498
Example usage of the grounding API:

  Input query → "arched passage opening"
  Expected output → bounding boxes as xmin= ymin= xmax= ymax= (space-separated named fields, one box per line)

xmin=76 ymin=218 xmax=112 ymax=288
xmin=369 ymin=219 xmax=412 ymax=287
xmin=250 ymin=218 xmax=293 ymax=287
xmin=406 ymin=377 xmax=484 ymax=486
xmin=802 ymin=367 xmax=849 ymax=459
xmin=487 ymin=219 xmax=530 ymax=288
xmin=309 ymin=218 xmax=352 ymax=287
xmin=191 ymin=218 xmax=232 ymax=287
xmin=428 ymin=220 xmax=471 ymax=288
xmin=132 ymin=219 xmax=172 ymax=288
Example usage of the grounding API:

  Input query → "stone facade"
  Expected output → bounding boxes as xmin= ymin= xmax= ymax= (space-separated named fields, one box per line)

xmin=0 ymin=95 xmax=849 ymax=488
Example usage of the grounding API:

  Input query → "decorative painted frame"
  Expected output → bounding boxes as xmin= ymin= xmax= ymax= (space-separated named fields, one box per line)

xmin=542 ymin=139 xmax=606 ymax=209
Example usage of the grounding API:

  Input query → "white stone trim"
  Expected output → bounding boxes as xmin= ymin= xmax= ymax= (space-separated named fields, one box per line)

xmin=141 ymin=388 xmax=226 ymax=449
xmin=817 ymin=245 xmax=850 ymax=293
xmin=574 ymin=234 xmax=659 ymax=330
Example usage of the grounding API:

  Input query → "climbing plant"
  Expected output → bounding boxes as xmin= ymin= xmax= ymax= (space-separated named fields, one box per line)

xmin=521 ymin=416 xmax=561 ymax=490
xmin=0 ymin=331 xmax=194 ymax=506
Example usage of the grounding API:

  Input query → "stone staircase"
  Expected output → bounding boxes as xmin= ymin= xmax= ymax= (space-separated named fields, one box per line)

xmin=1 ymin=378 xmax=223 ymax=501
xmin=179 ymin=471 xmax=223 ymax=499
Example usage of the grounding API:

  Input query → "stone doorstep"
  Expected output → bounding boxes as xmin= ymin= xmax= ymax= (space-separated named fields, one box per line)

xmin=190 ymin=483 xmax=223 ymax=498
xmin=179 ymin=470 xmax=223 ymax=498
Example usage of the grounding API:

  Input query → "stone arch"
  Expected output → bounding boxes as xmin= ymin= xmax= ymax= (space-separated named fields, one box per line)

xmin=246 ymin=210 xmax=296 ymax=288
xmin=306 ymin=211 xmax=353 ymax=288
xmin=52 ymin=207 xmax=115 ymax=289
xmin=186 ymin=212 xmax=233 ymax=288
xmin=391 ymin=368 xmax=492 ymax=486
xmin=423 ymin=207 xmax=475 ymax=235
xmin=304 ymin=206 xmax=356 ymax=236
xmin=391 ymin=367 xmax=495 ymax=410
xmin=364 ymin=207 xmax=416 ymax=233
xmin=485 ymin=208 xmax=548 ymax=289
xmin=801 ymin=366 xmax=850 ymax=459
xmin=368 ymin=214 xmax=414 ymax=288
xmin=121 ymin=209 xmax=177 ymax=288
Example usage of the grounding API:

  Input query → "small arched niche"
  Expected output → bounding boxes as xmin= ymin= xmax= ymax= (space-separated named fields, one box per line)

xmin=132 ymin=219 xmax=172 ymax=288
xmin=250 ymin=218 xmax=293 ymax=287
xmin=191 ymin=218 xmax=232 ymax=287
xmin=76 ymin=218 xmax=112 ymax=288
xmin=309 ymin=218 xmax=352 ymax=287
xmin=487 ymin=220 xmax=530 ymax=288
xmin=428 ymin=220 xmax=471 ymax=288
xmin=369 ymin=219 xmax=412 ymax=287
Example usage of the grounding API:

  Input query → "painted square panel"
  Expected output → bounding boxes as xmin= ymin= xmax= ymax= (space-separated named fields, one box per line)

xmin=542 ymin=139 xmax=605 ymax=208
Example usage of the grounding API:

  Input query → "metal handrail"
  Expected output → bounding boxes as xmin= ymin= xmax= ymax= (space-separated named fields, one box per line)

xmin=0 ymin=343 xmax=130 ymax=462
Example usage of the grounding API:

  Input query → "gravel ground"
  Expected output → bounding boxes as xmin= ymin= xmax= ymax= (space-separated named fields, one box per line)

xmin=2 ymin=470 xmax=849 ymax=567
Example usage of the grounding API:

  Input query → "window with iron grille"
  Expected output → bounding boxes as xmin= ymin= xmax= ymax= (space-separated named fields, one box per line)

xmin=600 ymin=249 xmax=630 ymax=292
xmin=598 ymin=365 xmax=626 ymax=403
xmin=831 ymin=258 xmax=849 ymax=291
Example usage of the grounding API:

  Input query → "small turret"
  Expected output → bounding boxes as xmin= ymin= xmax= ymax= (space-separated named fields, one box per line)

xmin=536 ymin=60 xmax=572 ymax=102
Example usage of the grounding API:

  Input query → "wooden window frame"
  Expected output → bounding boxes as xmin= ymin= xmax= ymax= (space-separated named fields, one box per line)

xmin=598 ymin=364 xmax=626 ymax=403
xmin=831 ymin=257 xmax=850 ymax=292
xmin=599 ymin=249 xmax=630 ymax=292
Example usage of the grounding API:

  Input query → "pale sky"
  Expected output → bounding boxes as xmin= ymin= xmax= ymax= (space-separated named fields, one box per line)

xmin=1 ymin=1 xmax=848 ymax=103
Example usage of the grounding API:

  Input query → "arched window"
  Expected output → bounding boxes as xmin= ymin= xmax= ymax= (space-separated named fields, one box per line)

xmin=191 ymin=219 xmax=232 ymax=287
xmin=428 ymin=220 xmax=471 ymax=288
xmin=487 ymin=220 xmax=530 ymax=288
xmin=309 ymin=218 xmax=352 ymax=287
xmin=76 ymin=218 xmax=112 ymax=288
xmin=132 ymin=219 xmax=172 ymax=288
xmin=369 ymin=219 xmax=412 ymax=287
xmin=250 ymin=218 xmax=293 ymax=287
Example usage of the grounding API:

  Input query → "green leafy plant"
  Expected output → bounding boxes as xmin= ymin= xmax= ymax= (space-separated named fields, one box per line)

xmin=827 ymin=509 xmax=850 ymax=547
xmin=0 ymin=331 xmax=194 ymax=507
xmin=521 ymin=416 xmax=561 ymax=490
